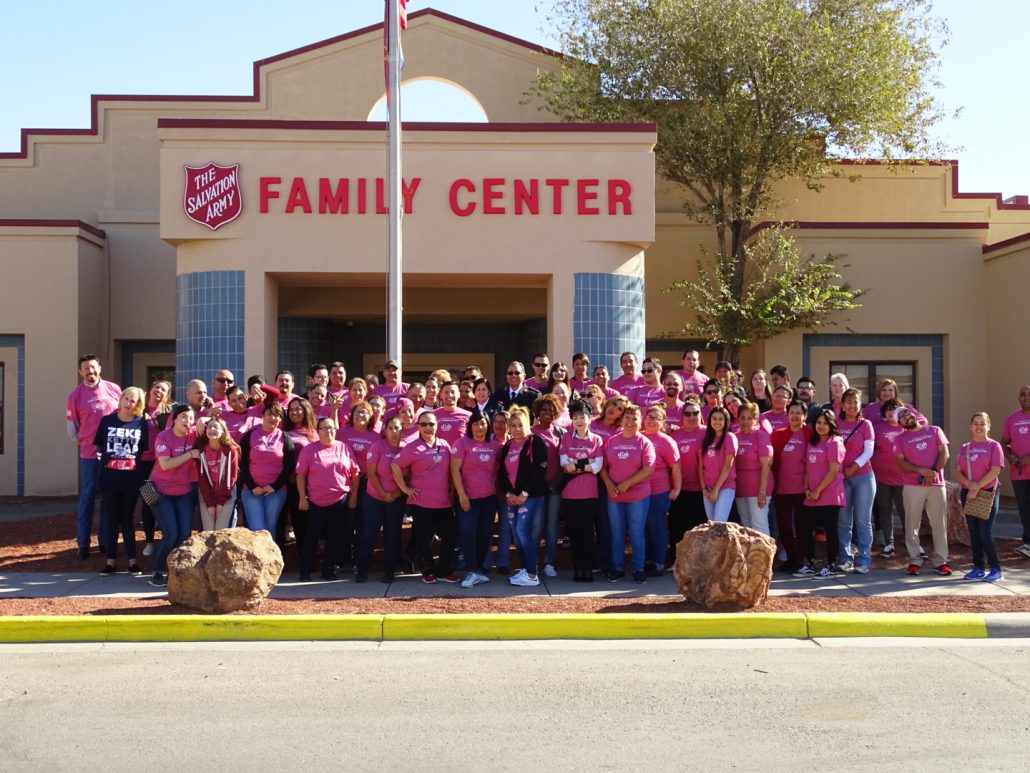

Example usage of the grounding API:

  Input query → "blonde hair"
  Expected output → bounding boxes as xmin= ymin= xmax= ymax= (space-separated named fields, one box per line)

xmin=121 ymin=386 xmax=146 ymax=417
xmin=508 ymin=406 xmax=532 ymax=431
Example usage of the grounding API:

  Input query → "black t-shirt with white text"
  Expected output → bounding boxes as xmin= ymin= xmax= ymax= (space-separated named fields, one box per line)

xmin=92 ymin=412 xmax=149 ymax=490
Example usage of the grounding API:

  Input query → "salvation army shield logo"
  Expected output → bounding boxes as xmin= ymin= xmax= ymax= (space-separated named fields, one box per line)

xmin=183 ymin=162 xmax=242 ymax=231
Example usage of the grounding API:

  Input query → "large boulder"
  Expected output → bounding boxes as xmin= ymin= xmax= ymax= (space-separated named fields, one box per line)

xmin=672 ymin=521 xmax=776 ymax=610
xmin=167 ymin=528 xmax=283 ymax=613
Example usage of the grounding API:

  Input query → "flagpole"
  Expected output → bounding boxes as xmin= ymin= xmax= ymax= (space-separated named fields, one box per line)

xmin=386 ymin=0 xmax=403 ymax=368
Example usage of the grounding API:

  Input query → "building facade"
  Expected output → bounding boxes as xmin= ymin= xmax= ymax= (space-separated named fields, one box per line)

xmin=1 ymin=9 xmax=1027 ymax=495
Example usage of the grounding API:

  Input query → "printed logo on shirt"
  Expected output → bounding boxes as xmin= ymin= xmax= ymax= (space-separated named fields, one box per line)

xmin=915 ymin=441 xmax=928 ymax=451
xmin=478 ymin=453 xmax=492 ymax=462
xmin=808 ymin=452 xmax=819 ymax=464
xmin=617 ymin=451 xmax=630 ymax=460
xmin=1020 ymin=426 xmax=1029 ymax=435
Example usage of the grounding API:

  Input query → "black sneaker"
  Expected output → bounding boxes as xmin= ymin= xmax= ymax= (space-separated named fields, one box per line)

xmin=607 ymin=570 xmax=626 ymax=583
xmin=632 ymin=571 xmax=647 ymax=584
xmin=380 ymin=570 xmax=395 ymax=584
xmin=98 ymin=565 xmax=116 ymax=576
xmin=355 ymin=571 xmax=368 ymax=583
xmin=643 ymin=564 xmax=662 ymax=578
xmin=77 ymin=546 xmax=89 ymax=561
xmin=128 ymin=564 xmax=143 ymax=576
xmin=148 ymin=573 xmax=166 ymax=587
xmin=321 ymin=570 xmax=339 ymax=581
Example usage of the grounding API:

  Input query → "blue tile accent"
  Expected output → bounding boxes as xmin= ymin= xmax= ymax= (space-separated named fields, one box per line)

xmin=0 ymin=334 xmax=26 ymax=495
xmin=175 ymin=271 xmax=244 ymax=403
xmin=573 ymin=273 xmax=645 ymax=375
xmin=802 ymin=333 xmax=945 ymax=426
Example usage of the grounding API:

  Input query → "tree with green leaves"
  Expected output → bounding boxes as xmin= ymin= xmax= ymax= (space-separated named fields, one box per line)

xmin=533 ymin=0 xmax=948 ymax=363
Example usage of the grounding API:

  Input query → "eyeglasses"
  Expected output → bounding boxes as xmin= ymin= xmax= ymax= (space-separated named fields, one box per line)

xmin=705 ymin=390 xmax=719 ymax=395
xmin=215 ymin=377 xmax=234 ymax=384
xmin=683 ymin=411 xmax=700 ymax=417
xmin=641 ymin=368 xmax=656 ymax=373
xmin=533 ymin=362 xmax=548 ymax=368
xmin=507 ymin=371 xmax=523 ymax=376
xmin=317 ymin=425 xmax=335 ymax=432
xmin=418 ymin=422 xmax=436 ymax=428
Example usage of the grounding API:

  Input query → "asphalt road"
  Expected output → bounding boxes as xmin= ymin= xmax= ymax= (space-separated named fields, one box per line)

xmin=1 ymin=639 xmax=1028 ymax=771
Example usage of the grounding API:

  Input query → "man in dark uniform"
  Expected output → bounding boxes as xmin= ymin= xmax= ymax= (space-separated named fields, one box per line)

xmin=489 ymin=360 xmax=540 ymax=412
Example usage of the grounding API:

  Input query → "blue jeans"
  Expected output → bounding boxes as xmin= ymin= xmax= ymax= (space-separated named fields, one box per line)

xmin=240 ymin=487 xmax=287 ymax=535
xmin=457 ymin=495 xmax=499 ymax=573
xmin=963 ymin=488 xmax=1001 ymax=571
xmin=839 ymin=472 xmax=876 ymax=566
xmin=532 ymin=492 xmax=561 ymax=567
xmin=607 ymin=496 xmax=648 ymax=573
xmin=358 ymin=495 xmax=406 ymax=575
xmin=645 ymin=492 xmax=672 ymax=567
xmin=153 ymin=490 xmax=195 ymax=573
xmin=505 ymin=496 xmax=543 ymax=576
xmin=76 ymin=457 xmax=109 ymax=551
xmin=495 ymin=505 xmax=515 ymax=569
xmin=703 ymin=488 xmax=735 ymax=521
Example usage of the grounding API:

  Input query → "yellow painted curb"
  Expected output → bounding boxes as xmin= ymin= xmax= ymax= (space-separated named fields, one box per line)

xmin=0 ymin=615 xmax=384 ymax=643
xmin=806 ymin=612 xmax=988 ymax=638
xmin=381 ymin=613 xmax=810 ymax=640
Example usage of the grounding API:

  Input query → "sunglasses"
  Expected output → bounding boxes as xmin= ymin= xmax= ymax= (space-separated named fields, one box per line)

xmin=533 ymin=362 xmax=548 ymax=368
xmin=215 ymin=377 xmax=234 ymax=384
xmin=641 ymin=368 xmax=656 ymax=373
xmin=507 ymin=371 xmax=523 ymax=376
xmin=418 ymin=421 xmax=436 ymax=428
xmin=683 ymin=411 xmax=700 ymax=417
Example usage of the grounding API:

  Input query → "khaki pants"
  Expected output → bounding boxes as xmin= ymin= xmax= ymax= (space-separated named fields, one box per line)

xmin=901 ymin=485 xmax=948 ymax=567
xmin=199 ymin=490 xmax=236 ymax=532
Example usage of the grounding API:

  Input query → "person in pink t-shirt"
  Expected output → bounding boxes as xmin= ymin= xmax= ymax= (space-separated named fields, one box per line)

xmin=629 ymin=357 xmax=665 ymax=409
xmin=734 ymin=402 xmax=774 ymax=536
xmin=147 ymin=404 xmax=200 ymax=587
xmin=591 ymin=365 xmax=620 ymax=400
xmin=434 ymin=382 xmax=473 ymax=445
xmin=600 ymin=404 xmax=656 ymax=583
xmin=524 ymin=353 xmax=550 ymax=393
xmin=658 ymin=373 xmax=685 ymax=432
xmin=761 ymin=385 xmax=792 ymax=434
xmin=772 ymin=402 xmax=812 ymax=575
xmin=221 ymin=386 xmax=258 ymax=443
xmin=893 ymin=406 xmax=951 ymax=575
xmin=328 ymin=361 xmax=348 ymax=402
xmin=699 ymin=406 xmax=738 ymax=522
xmin=283 ymin=397 xmax=318 ymax=550
xmin=559 ymin=398 xmax=605 ymax=582
xmin=864 ymin=378 xmax=925 ymax=432
xmin=296 ymin=416 xmax=360 ymax=582
xmin=569 ymin=352 xmax=593 ymax=393
xmin=611 ymin=351 xmax=644 ymax=394
xmin=239 ymin=403 xmax=297 ymax=541
xmin=642 ymin=404 xmax=681 ymax=574
xmin=591 ymin=395 xmax=629 ymax=441
xmin=803 ymin=409 xmax=846 ymax=578
xmin=451 ymin=409 xmax=502 ymax=587
xmin=955 ymin=412 xmax=1006 ymax=581
xmin=669 ymin=400 xmax=707 ymax=556
xmin=373 ymin=359 xmax=410 ymax=412
xmin=358 ymin=417 xmax=408 ymax=582
xmin=674 ymin=349 xmax=709 ymax=400
xmin=1001 ymin=385 xmax=1030 ymax=557
xmin=337 ymin=401 xmax=379 ymax=569
xmin=391 ymin=411 xmax=457 ymax=583
xmin=837 ymin=389 xmax=877 ymax=572
xmin=66 ymin=354 xmax=123 ymax=559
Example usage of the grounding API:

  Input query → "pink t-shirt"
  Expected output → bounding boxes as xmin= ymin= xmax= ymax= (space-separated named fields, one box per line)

xmin=553 ymin=410 xmax=573 ymax=430
xmin=559 ymin=430 xmax=605 ymax=500
xmin=676 ymin=370 xmax=709 ymax=399
xmin=701 ymin=433 xmax=739 ymax=491
xmin=672 ymin=427 xmax=705 ymax=493
xmin=434 ymin=407 xmax=472 ymax=446
xmin=223 ymin=410 xmax=257 ymax=443
xmin=524 ymin=376 xmax=548 ymax=392
xmin=956 ymin=439 xmax=1005 ymax=490
xmin=660 ymin=401 xmax=685 ymax=432
xmin=532 ymin=425 xmax=563 ymax=486
xmin=734 ymin=429 xmax=773 ymax=497
xmin=287 ymin=429 xmax=316 ymax=453
xmin=893 ymin=425 xmax=949 ymax=486
xmin=866 ymin=401 xmax=925 ymax=430
xmin=150 ymin=427 xmax=199 ymax=496
xmin=372 ymin=382 xmax=410 ymax=411
xmin=761 ymin=410 xmax=790 ymax=434
xmin=453 ymin=437 xmax=502 ymax=500
xmin=839 ymin=418 xmax=874 ymax=476
xmin=611 ymin=374 xmax=644 ymax=394
xmin=569 ymin=377 xmax=593 ymax=393
xmin=629 ymin=385 xmax=664 ymax=408
xmin=775 ymin=429 xmax=808 ymax=495
xmin=604 ymin=432 xmax=656 ymax=503
xmin=804 ymin=436 xmax=846 ymax=506
xmin=247 ymin=428 xmax=287 ymax=488
xmin=66 ymin=380 xmax=123 ymax=459
xmin=646 ymin=431 xmax=681 ymax=496
xmin=589 ymin=420 xmax=620 ymax=440
xmin=872 ymin=424 xmax=906 ymax=487
xmin=295 ymin=440 xmax=359 ymax=507
xmin=1004 ymin=410 xmax=1030 ymax=482
xmin=394 ymin=438 xmax=453 ymax=509
xmin=366 ymin=439 xmax=405 ymax=502
xmin=338 ymin=426 xmax=377 ymax=473
xmin=503 ymin=437 xmax=527 ymax=487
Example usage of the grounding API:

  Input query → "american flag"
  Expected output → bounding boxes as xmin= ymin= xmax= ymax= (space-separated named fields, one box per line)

xmin=384 ymin=0 xmax=408 ymax=102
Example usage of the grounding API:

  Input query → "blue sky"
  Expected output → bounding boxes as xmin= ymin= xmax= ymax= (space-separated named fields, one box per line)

xmin=1 ymin=0 xmax=1026 ymax=197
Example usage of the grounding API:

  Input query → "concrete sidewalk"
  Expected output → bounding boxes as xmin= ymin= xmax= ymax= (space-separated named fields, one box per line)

xmin=3 ymin=561 xmax=1030 ymax=601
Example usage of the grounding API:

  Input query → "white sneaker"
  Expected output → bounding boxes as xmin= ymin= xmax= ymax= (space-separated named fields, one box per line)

xmin=853 ymin=564 xmax=870 ymax=574
xmin=460 ymin=572 xmax=478 ymax=589
xmin=792 ymin=564 xmax=816 ymax=577
xmin=815 ymin=566 xmax=836 ymax=578
xmin=510 ymin=572 xmax=540 ymax=587
xmin=474 ymin=572 xmax=490 ymax=584
xmin=543 ymin=564 xmax=558 ymax=578
xmin=142 ymin=542 xmax=154 ymax=557
xmin=509 ymin=568 xmax=527 ymax=581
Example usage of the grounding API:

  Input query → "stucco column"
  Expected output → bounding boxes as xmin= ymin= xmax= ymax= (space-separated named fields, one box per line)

xmin=175 ymin=270 xmax=245 ymax=402
xmin=548 ymin=270 xmax=575 ymax=362
xmin=573 ymin=270 xmax=646 ymax=377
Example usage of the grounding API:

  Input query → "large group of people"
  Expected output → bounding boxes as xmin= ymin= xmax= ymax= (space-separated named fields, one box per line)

xmin=66 ymin=350 xmax=1030 ymax=589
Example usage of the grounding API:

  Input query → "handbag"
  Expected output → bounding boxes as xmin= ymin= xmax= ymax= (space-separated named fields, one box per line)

xmin=962 ymin=445 xmax=995 ymax=521
xmin=139 ymin=479 xmax=162 ymax=508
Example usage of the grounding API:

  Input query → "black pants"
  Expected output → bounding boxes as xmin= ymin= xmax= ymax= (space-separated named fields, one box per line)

xmin=338 ymin=476 xmax=367 ymax=566
xmin=564 ymin=497 xmax=599 ymax=572
xmin=137 ymin=460 xmax=157 ymax=542
xmin=1013 ymin=479 xmax=1030 ymax=545
xmin=802 ymin=504 xmax=839 ymax=566
xmin=101 ymin=484 xmax=141 ymax=561
xmin=667 ymin=490 xmax=706 ymax=562
xmin=774 ymin=493 xmax=807 ymax=568
xmin=301 ymin=499 xmax=349 ymax=578
xmin=411 ymin=504 xmax=456 ymax=578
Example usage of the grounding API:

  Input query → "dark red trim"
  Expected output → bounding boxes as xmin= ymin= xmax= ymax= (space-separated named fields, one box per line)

xmin=156 ymin=118 xmax=655 ymax=133
xmin=750 ymin=220 xmax=989 ymax=236
xmin=0 ymin=219 xmax=106 ymax=239
xmin=983 ymin=230 xmax=1030 ymax=255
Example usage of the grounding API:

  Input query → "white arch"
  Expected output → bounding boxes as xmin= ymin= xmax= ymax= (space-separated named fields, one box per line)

xmin=366 ymin=76 xmax=489 ymax=122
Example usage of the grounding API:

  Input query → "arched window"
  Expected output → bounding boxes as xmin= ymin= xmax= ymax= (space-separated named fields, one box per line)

xmin=367 ymin=77 xmax=488 ymax=122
